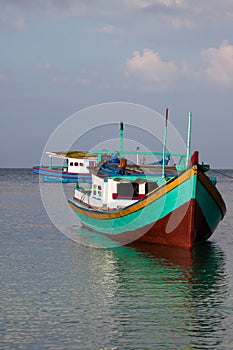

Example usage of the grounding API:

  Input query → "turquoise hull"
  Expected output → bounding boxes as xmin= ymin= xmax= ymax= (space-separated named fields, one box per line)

xmin=69 ymin=167 xmax=226 ymax=249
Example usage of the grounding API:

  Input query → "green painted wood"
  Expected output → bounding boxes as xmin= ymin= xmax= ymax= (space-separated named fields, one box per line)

xmin=70 ymin=174 xmax=196 ymax=234
xmin=196 ymin=180 xmax=223 ymax=232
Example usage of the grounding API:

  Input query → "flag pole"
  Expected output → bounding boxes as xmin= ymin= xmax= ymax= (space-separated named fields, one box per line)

xmin=162 ymin=108 xmax=168 ymax=178
xmin=186 ymin=112 xmax=192 ymax=167
xmin=120 ymin=121 xmax=124 ymax=158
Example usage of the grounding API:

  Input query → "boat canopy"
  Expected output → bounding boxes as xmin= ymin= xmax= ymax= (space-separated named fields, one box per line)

xmin=46 ymin=151 xmax=97 ymax=159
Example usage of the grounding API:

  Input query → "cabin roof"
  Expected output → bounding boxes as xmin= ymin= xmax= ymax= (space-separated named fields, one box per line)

xmin=112 ymin=177 xmax=147 ymax=184
xmin=46 ymin=151 xmax=97 ymax=159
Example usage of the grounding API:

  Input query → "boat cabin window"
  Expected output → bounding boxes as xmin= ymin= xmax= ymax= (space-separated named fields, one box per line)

xmin=70 ymin=161 xmax=84 ymax=167
xmin=145 ymin=181 xmax=158 ymax=194
xmin=117 ymin=182 xmax=139 ymax=198
xmin=93 ymin=184 xmax=102 ymax=198
xmin=98 ymin=185 xmax=102 ymax=198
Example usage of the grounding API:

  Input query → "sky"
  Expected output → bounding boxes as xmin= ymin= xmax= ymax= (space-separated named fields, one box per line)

xmin=0 ymin=0 xmax=233 ymax=168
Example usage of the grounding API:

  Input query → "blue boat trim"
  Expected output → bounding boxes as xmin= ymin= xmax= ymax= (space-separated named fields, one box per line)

xmin=33 ymin=166 xmax=92 ymax=183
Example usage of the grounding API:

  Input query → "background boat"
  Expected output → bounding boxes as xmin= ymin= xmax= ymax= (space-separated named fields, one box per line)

xmin=33 ymin=151 xmax=97 ymax=183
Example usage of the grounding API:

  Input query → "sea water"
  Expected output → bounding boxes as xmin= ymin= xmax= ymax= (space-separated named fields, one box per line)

xmin=1 ymin=169 xmax=233 ymax=350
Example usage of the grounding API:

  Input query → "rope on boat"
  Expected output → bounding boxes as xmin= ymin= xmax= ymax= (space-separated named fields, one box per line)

xmin=212 ymin=169 xmax=233 ymax=179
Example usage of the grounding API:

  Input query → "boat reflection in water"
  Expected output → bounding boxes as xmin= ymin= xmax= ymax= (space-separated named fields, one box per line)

xmin=68 ymin=226 xmax=227 ymax=349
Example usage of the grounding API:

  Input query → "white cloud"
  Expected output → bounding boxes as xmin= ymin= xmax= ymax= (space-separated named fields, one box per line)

xmin=202 ymin=41 xmax=233 ymax=86
xmin=125 ymin=48 xmax=180 ymax=91
xmin=124 ymin=41 xmax=233 ymax=91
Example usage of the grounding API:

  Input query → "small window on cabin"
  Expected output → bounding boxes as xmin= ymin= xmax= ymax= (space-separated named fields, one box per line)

xmin=70 ymin=162 xmax=73 ymax=166
xmin=93 ymin=184 xmax=97 ymax=196
xmin=117 ymin=182 xmax=139 ymax=198
xmin=80 ymin=162 xmax=84 ymax=166
xmin=98 ymin=185 xmax=102 ymax=198
xmin=74 ymin=162 xmax=78 ymax=166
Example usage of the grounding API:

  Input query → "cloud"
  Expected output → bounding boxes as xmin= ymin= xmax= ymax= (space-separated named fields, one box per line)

xmin=122 ymin=0 xmax=233 ymax=28
xmin=1 ymin=0 xmax=233 ymax=30
xmin=141 ymin=0 xmax=195 ymax=28
xmin=124 ymin=41 xmax=233 ymax=91
xmin=202 ymin=41 xmax=233 ymax=85
xmin=125 ymin=48 xmax=180 ymax=91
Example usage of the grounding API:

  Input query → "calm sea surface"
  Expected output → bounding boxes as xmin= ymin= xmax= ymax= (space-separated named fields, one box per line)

xmin=1 ymin=169 xmax=233 ymax=350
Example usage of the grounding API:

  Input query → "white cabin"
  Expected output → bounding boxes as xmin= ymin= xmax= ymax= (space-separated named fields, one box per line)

xmin=66 ymin=157 xmax=96 ymax=174
xmin=46 ymin=151 xmax=97 ymax=173
xmin=74 ymin=173 xmax=159 ymax=210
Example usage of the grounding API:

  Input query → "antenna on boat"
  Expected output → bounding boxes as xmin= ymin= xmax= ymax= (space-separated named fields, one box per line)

xmin=136 ymin=146 xmax=139 ymax=165
xmin=186 ymin=112 xmax=192 ymax=167
xmin=120 ymin=121 xmax=124 ymax=158
xmin=162 ymin=108 xmax=168 ymax=178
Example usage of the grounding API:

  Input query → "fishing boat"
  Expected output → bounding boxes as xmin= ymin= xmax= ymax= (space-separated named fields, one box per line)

xmin=68 ymin=113 xmax=226 ymax=250
xmin=33 ymin=151 xmax=97 ymax=183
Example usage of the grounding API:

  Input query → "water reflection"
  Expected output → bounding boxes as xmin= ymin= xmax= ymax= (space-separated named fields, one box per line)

xmin=69 ymin=226 xmax=227 ymax=349
xmin=1 ymin=228 xmax=228 ymax=350
xmin=119 ymin=242 xmax=227 ymax=349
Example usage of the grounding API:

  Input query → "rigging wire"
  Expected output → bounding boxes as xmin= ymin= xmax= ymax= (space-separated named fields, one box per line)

xmin=212 ymin=169 xmax=233 ymax=179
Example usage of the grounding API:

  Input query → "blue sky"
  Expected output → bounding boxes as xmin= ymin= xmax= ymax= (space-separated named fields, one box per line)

xmin=0 ymin=0 xmax=233 ymax=168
